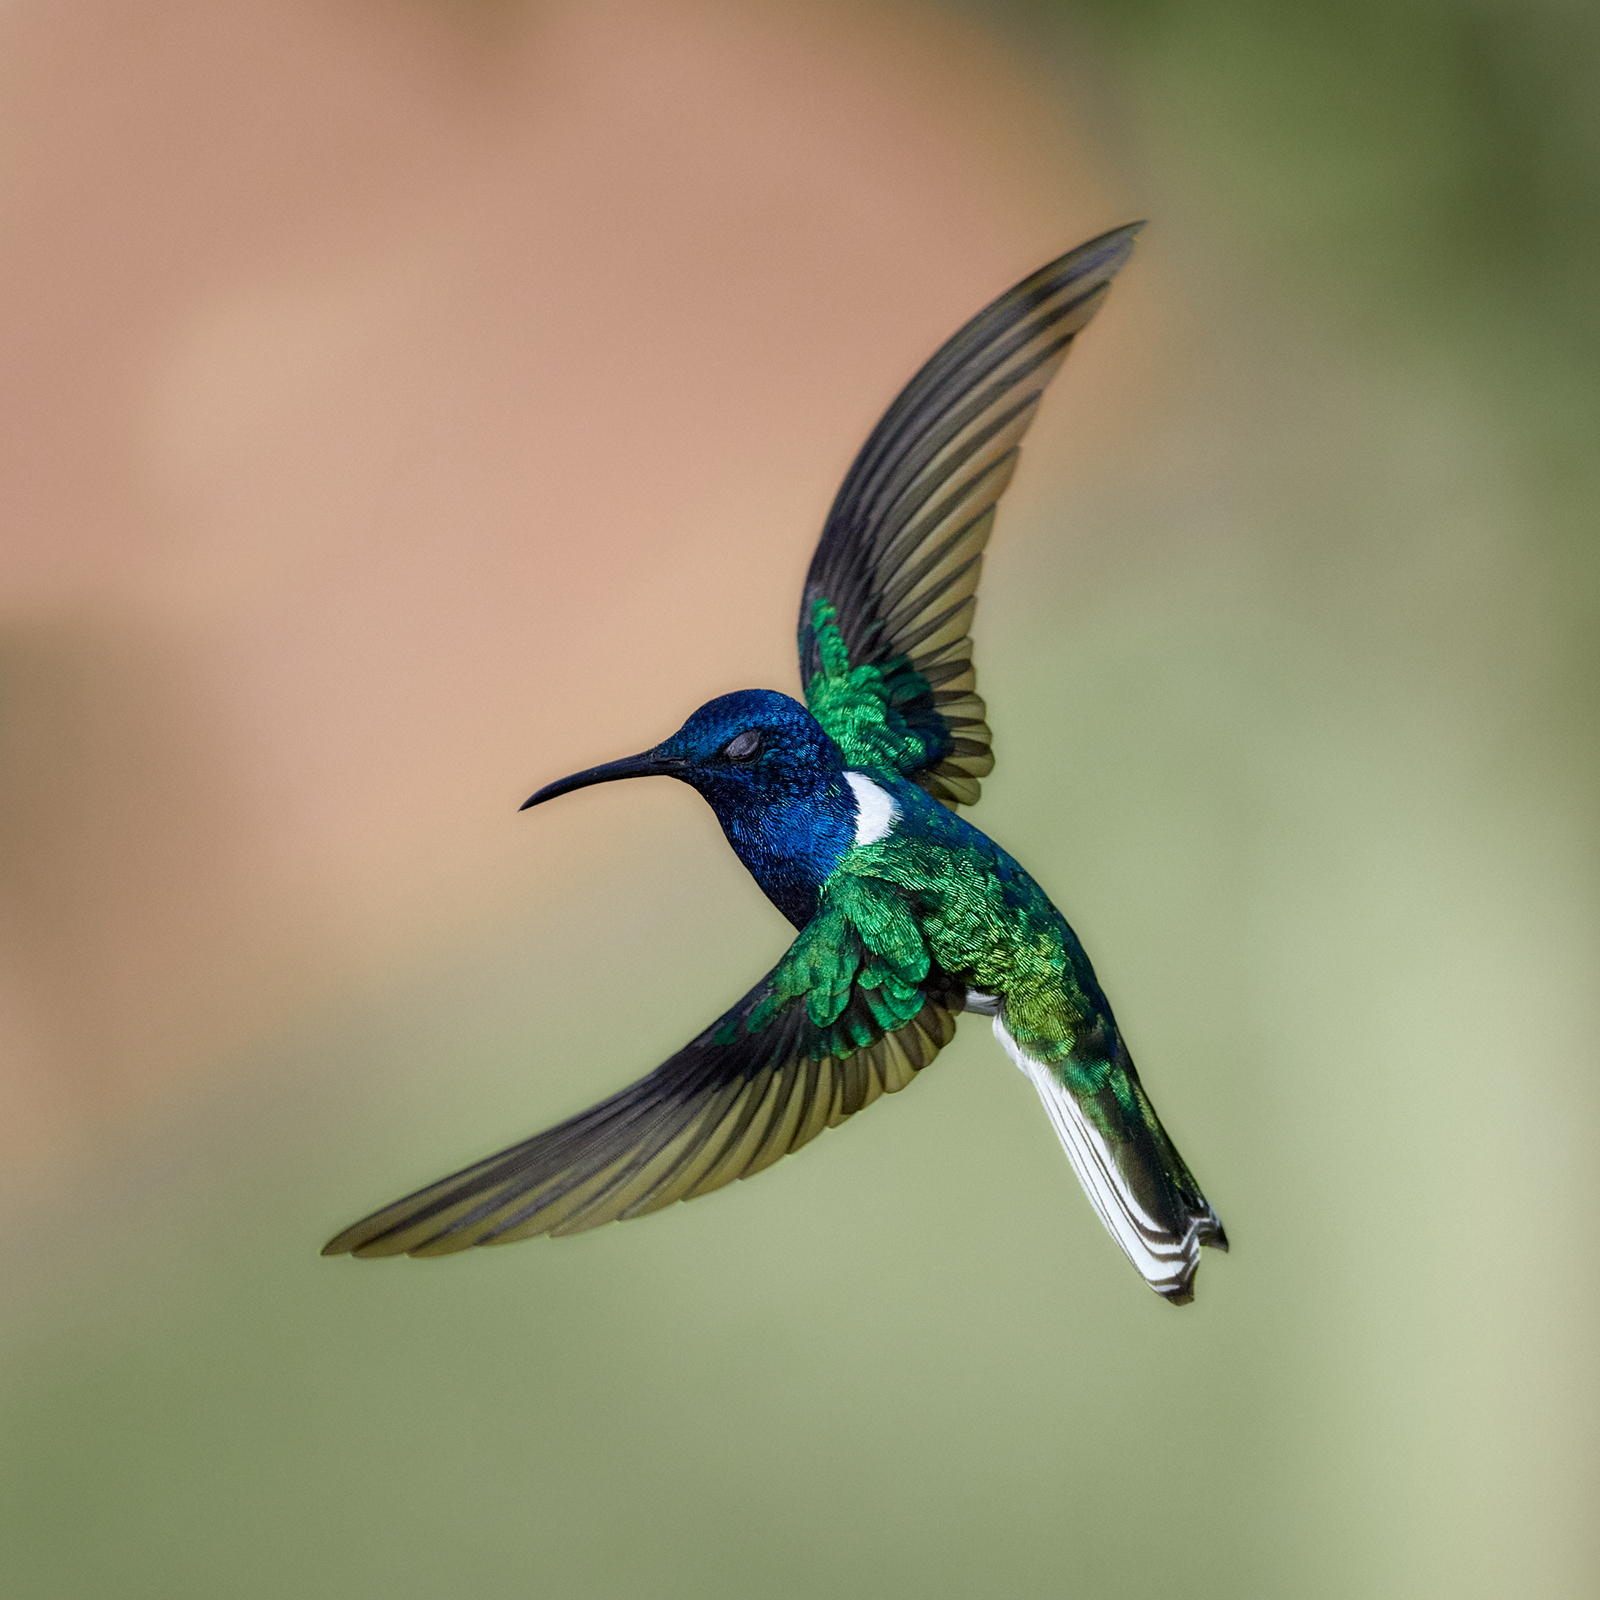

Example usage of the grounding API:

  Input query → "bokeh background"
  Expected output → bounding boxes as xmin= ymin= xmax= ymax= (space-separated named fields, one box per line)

xmin=2 ymin=1 xmax=1596 ymax=1596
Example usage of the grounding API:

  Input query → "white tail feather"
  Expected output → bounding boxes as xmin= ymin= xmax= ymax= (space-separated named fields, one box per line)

xmin=993 ymin=1019 xmax=1209 ymax=1301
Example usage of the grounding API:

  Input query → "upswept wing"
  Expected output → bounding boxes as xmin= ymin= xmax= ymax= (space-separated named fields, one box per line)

xmin=799 ymin=223 xmax=1142 ymax=807
xmin=323 ymin=905 xmax=963 ymax=1258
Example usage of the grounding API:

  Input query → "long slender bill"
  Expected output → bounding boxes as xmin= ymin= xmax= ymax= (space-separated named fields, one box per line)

xmin=520 ymin=750 xmax=688 ymax=810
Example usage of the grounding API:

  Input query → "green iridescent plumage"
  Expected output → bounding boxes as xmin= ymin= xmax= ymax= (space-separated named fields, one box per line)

xmin=803 ymin=598 xmax=946 ymax=779
xmin=803 ymin=582 xmax=1142 ymax=1098
xmin=812 ymin=774 xmax=1202 ymax=1172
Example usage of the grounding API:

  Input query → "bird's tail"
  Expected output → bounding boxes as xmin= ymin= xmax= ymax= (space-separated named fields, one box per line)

xmin=993 ymin=1019 xmax=1226 ymax=1304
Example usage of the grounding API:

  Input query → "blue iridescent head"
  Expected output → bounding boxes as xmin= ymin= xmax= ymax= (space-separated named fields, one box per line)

xmin=521 ymin=689 xmax=856 ymax=927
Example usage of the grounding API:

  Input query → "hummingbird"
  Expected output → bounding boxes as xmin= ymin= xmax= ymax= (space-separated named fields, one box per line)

xmin=324 ymin=222 xmax=1227 ymax=1303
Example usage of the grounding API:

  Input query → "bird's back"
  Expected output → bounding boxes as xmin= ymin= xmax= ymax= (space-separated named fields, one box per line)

xmin=831 ymin=771 xmax=1100 ymax=1045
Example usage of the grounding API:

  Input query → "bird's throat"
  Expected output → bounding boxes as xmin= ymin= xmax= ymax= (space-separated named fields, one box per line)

xmin=711 ymin=784 xmax=856 ymax=931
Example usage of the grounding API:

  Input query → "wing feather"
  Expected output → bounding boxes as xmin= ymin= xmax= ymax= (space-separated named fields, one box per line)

xmin=323 ymin=920 xmax=964 ymax=1259
xmin=800 ymin=224 xmax=1142 ymax=806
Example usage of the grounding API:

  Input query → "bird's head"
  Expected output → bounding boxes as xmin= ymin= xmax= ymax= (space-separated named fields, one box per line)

xmin=521 ymin=689 xmax=845 ymax=816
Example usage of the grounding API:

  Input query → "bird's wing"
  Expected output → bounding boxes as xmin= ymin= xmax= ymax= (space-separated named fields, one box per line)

xmin=800 ymin=223 xmax=1141 ymax=807
xmin=323 ymin=896 xmax=963 ymax=1258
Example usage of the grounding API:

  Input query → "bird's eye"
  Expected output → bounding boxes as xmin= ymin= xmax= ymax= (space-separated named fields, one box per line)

xmin=723 ymin=729 xmax=764 ymax=764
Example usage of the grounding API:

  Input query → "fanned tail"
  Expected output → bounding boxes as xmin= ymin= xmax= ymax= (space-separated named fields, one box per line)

xmin=994 ymin=1020 xmax=1226 ymax=1304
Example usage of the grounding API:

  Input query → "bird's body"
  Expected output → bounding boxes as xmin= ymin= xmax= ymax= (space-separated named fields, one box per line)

xmin=325 ymin=223 xmax=1227 ymax=1303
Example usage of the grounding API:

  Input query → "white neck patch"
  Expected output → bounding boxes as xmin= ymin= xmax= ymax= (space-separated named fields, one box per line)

xmin=844 ymin=772 xmax=900 ymax=847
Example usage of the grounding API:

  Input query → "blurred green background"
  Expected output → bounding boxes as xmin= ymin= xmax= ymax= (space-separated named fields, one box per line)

xmin=2 ymin=1 xmax=1596 ymax=1596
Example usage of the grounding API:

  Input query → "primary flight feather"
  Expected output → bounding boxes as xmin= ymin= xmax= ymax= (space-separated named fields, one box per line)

xmin=324 ymin=223 xmax=1228 ymax=1303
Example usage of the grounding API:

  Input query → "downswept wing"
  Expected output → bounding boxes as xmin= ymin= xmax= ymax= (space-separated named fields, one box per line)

xmin=800 ymin=223 xmax=1142 ymax=807
xmin=323 ymin=909 xmax=964 ymax=1258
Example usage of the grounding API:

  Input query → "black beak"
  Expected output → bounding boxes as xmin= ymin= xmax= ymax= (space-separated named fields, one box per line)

xmin=519 ymin=749 xmax=690 ymax=811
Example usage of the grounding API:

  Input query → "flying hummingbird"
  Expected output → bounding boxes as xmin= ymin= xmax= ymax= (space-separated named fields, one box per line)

xmin=324 ymin=222 xmax=1227 ymax=1303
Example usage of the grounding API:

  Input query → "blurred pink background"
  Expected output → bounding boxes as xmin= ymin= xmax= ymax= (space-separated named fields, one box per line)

xmin=8 ymin=7 xmax=1596 ymax=1596
xmin=0 ymin=0 xmax=1154 ymax=1186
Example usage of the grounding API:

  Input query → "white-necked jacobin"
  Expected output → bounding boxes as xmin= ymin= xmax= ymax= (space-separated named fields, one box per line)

xmin=324 ymin=223 xmax=1228 ymax=1303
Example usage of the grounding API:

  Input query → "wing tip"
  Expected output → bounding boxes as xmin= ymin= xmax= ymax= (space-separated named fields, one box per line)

xmin=1091 ymin=217 xmax=1148 ymax=248
xmin=1039 ymin=219 xmax=1147 ymax=298
xmin=321 ymin=1205 xmax=481 ymax=1260
xmin=319 ymin=1226 xmax=403 ymax=1259
xmin=320 ymin=1224 xmax=367 ymax=1258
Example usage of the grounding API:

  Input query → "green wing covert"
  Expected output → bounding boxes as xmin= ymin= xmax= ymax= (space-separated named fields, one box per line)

xmin=799 ymin=224 xmax=1141 ymax=806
